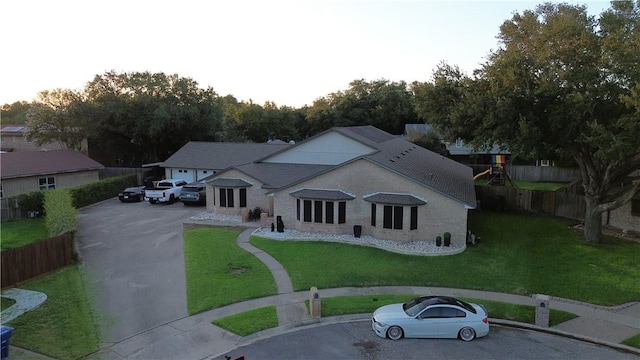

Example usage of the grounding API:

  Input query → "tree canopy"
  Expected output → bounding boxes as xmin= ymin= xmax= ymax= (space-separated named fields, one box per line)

xmin=413 ymin=1 xmax=640 ymax=243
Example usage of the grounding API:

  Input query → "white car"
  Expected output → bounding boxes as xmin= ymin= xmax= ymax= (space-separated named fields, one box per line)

xmin=372 ymin=296 xmax=489 ymax=341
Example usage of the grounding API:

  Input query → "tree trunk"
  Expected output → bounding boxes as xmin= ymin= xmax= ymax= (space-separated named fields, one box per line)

xmin=583 ymin=196 xmax=606 ymax=244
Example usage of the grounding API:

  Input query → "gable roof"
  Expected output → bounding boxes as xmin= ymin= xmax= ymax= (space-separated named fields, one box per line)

xmin=0 ymin=149 xmax=104 ymax=179
xmin=161 ymin=142 xmax=290 ymax=170
xmin=214 ymin=125 xmax=476 ymax=208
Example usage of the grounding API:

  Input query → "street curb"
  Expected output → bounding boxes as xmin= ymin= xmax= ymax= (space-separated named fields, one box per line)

xmin=490 ymin=319 xmax=640 ymax=356
xmin=229 ymin=315 xmax=640 ymax=357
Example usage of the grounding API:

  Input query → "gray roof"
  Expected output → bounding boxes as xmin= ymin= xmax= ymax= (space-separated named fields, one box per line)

xmin=207 ymin=178 xmax=252 ymax=188
xmin=211 ymin=125 xmax=477 ymax=208
xmin=0 ymin=149 xmax=104 ymax=179
xmin=403 ymin=124 xmax=509 ymax=156
xmin=231 ymin=163 xmax=333 ymax=189
xmin=161 ymin=142 xmax=290 ymax=170
xmin=364 ymin=193 xmax=427 ymax=206
xmin=290 ymin=189 xmax=355 ymax=201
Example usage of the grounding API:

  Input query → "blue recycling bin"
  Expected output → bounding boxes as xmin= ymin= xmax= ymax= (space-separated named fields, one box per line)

xmin=1 ymin=326 xmax=14 ymax=359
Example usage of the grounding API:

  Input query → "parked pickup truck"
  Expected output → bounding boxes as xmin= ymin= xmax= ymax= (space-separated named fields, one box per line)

xmin=144 ymin=179 xmax=188 ymax=204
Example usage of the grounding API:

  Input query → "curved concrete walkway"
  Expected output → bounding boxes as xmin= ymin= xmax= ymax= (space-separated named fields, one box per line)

xmin=91 ymin=227 xmax=640 ymax=359
xmin=1 ymin=288 xmax=47 ymax=323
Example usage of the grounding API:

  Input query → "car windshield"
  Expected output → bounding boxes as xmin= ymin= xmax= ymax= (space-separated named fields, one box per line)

xmin=403 ymin=297 xmax=436 ymax=316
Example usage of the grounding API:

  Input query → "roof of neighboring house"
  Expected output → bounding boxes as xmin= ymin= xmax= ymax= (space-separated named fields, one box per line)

xmin=161 ymin=142 xmax=290 ymax=170
xmin=0 ymin=124 xmax=26 ymax=136
xmin=403 ymin=123 xmax=509 ymax=156
xmin=0 ymin=149 xmax=104 ymax=179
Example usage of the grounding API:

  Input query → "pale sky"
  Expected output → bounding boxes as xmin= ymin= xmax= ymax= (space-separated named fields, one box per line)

xmin=1 ymin=0 xmax=610 ymax=108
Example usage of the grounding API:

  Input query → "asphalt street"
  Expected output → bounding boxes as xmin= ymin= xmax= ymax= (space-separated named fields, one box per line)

xmin=217 ymin=321 xmax=640 ymax=360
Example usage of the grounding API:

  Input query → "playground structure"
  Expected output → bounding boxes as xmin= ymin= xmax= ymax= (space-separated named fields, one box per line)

xmin=473 ymin=155 xmax=517 ymax=187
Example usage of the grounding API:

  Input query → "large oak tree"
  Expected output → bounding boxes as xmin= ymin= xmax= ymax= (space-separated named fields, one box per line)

xmin=413 ymin=1 xmax=640 ymax=243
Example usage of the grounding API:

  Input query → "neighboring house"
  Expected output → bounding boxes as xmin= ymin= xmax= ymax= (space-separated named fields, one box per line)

xmin=0 ymin=124 xmax=64 ymax=152
xmin=159 ymin=142 xmax=291 ymax=183
xmin=207 ymin=126 xmax=477 ymax=245
xmin=0 ymin=149 xmax=104 ymax=219
xmin=404 ymin=124 xmax=509 ymax=165
xmin=604 ymin=171 xmax=640 ymax=234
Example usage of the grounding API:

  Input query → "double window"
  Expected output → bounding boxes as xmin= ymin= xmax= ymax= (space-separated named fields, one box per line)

xmin=219 ymin=188 xmax=247 ymax=208
xmin=297 ymin=199 xmax=345 ymax=224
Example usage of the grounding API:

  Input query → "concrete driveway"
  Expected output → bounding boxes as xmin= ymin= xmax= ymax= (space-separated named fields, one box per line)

xmin=76 ymin=198 xmax=205 ymax=344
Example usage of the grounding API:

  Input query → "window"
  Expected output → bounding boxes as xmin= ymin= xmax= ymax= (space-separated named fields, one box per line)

xmin=383 ymin=206 xmax=393 ymax=229
xmin=314 ymin=201 xmax=323 ymax=223
xmin=632 ymin=199 xmax=640 ymax=216
xmin=393 ymin=206 xmax=403 ymax=229
xmin=325 ymin=201 xmax=334 ymax=224
xmin=297 ymin=199 xmax=301 ymax=220
xmin=0 ymin=181 xmax=3 ymax=199
xmin=371 ymin=204 xmax=376 ymax=227
xmin=383 ymin=205 xmax=404 ymax=230
xmin=410 ymin=206 xmax=418 ymax=230
xmin=240 ymin=188 xmax=247 ymax=207
xmin=338 ymin=201 xmax=346 ymax=224
xmin=219 ymin=188 xmax=234 ymax=207
xmin=303 ymin=200 xmax=312 ymax=222
xmin=39 ymin=177 xmax=55 ymax=190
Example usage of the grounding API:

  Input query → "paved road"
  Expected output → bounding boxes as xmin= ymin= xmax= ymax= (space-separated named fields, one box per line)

xmin=217 ymin=321 xmax=640 ymax=360
xmin=76 ymin=198 xmax=204 ymax=344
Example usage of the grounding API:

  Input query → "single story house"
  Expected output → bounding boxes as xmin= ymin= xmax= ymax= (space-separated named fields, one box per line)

xmin=0 ymin=149 xmax=104 ymax=219
xmin=206 ymin=126 xmax=477 ymax=245
xmin=158 ymin=142 xmax=290 ymax=183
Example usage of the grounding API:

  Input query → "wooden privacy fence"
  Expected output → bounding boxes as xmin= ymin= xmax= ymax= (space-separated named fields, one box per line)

xmin=475 ymin=186 xmax=586 ymax=220
xmin=1 ymin=232 xmax=76 ymax=289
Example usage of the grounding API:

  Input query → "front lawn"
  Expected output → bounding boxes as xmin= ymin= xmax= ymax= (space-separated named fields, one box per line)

xmin=184 ymin=227 xmax=277 ymax=314
xmin=249 ymin=211 xmax=640 ymax=305
xmin=0 ymin=218 xmax=48 ymax=249
xmin=2 ymin=265 xmax=100 ymax=360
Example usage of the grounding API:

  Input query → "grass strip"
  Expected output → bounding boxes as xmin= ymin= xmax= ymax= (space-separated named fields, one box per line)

xmin=3 ymin=265 xmax=100 ymax=360
xmin=212 ymin=306 xmax=278 ymax=336
xmin=184 ymin=227 xmax=277 ymax=314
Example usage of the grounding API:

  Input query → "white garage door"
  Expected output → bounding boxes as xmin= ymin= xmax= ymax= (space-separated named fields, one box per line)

xmin=170 ymin=168 xmax=194 ymax=183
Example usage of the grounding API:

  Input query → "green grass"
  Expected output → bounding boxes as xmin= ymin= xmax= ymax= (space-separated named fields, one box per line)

xmin=250 ymin=211 xmax=640 ymax=305
xmin=184 ymin=227 xmax=277 ymax=314
xmin=622 ymin=333 xmax=640 ymax=348
xmin=212 ymin=306 xmax=278 ymax=336
xmin=1 ymin=218 xmax=48 ymax=249
xmin=1 ymin=296 xmax=16 ymax=310
xmin=3 ymin=265 xmax=100 ymax=360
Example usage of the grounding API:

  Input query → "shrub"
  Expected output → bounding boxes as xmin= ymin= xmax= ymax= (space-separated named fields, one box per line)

xmin=248 ymin=207 xmax=264 ymax=221
xmin=16 ymin=191 xmax=45 ymax=213
xmin=70 ymin=174 xmax=138 ymax=208
xmin=44 ymin=189 xmax=76 ymax=237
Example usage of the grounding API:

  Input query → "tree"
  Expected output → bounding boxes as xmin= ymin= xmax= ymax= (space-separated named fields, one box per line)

xmin=413 ymin=2 xmax=640 ymax=244
xmin=1 ymin=101 xmax=31 ymax=124
xmin=84 ymin=71 xmax=223 ymax=164
xmin=24 ymin=89 xmax=87 ymax=150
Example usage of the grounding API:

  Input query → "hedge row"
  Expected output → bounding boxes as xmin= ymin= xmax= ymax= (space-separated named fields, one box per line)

xmin=16 ymin=174 xmax=139 ymax=213
xmin=44 ymin=189 xmax=77 ymax=237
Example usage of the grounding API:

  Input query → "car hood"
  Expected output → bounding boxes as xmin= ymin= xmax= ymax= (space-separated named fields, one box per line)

xmin=373 ymin=303 xmax=411 ymax=322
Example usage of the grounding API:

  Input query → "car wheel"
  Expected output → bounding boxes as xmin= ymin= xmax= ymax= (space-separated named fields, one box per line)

xmin=149 ymin=200 xmax=157 ymax=204
xmin=169 ymin=195 xmax=175 ymax=204
xmin=138 ymin=195 xmax=143 ymax=202
xmin=387 ymin=326 xmax=403 ymax=340
xmin=459 ymin=327 xmax=476 ymax=341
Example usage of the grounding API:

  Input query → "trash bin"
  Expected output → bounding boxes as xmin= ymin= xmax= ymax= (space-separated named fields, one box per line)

xmin=1 ymin=326 xmax=14 ymax=359
xmin=353 ymin=225 xmax=362 ymax=238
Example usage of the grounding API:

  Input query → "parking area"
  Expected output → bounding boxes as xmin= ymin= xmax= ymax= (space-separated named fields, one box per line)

xmin=76 ymin=198 xmax=205 ymax=343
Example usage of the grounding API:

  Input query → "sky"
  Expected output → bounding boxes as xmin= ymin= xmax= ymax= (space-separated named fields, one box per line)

xmin=1 ymin=0 xmax=611 ymax=108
